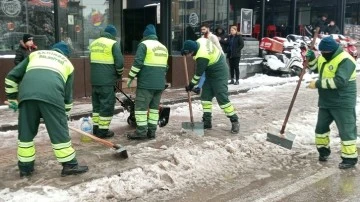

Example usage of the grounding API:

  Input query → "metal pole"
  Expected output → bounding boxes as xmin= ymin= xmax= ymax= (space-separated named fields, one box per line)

xmin=261 ymin=0 xmax=265 ymax=39
xmin=25 ymin=0 xmax=29 ymax=33
xmin=54 ymin=0 xmax=60 ymax=42
xmin=338 ymin=0 xmax=346 ymax=34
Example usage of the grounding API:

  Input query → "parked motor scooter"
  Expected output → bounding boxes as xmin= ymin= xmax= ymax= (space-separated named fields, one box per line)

xmin=260 ymin=35 xmax=307 ymax=77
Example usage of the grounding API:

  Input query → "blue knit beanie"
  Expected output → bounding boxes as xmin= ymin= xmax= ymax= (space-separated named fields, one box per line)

xmin=181 ymin=40 xmax=198 ymax=54
xmin=52 ymin=42 xmax=70 ymax=57
xmin=104 ymin=25 xmax=117 ymax=37
xmin=319 ymin=36 xmax=339 ymax=52
xmin=143 ymin=24 xmax=157 ymax=37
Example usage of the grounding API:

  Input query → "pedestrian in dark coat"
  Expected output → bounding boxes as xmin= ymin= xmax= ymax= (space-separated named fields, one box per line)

xmin=14 ymin=34 xmax=37 ymax=65
xmin=325 ymin=20 xmax=340 ymax=35
xmin=226 ymin=26 xmax=244 ymax=85
xmin=215 ymin=27 xmax=229 ymax=53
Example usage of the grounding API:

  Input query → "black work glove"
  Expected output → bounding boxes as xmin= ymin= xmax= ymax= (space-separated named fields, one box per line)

xmin=185 ymin=83 xmax=195 ymax=92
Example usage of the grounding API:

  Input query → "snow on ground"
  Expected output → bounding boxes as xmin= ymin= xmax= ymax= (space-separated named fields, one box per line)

xmin=0 ymin=74 xmax=358 ymax=202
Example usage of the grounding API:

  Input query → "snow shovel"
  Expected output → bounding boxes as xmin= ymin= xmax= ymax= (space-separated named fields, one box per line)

xmin=266 ymin=27 xmax=320 ymax=149
xmin=181 ymin=56 xmax=204 ymax=136
xmin=68 ymin=126 xmax=128 ymax=159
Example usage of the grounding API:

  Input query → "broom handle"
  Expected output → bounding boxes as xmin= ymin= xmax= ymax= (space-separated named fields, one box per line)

xmin=68 ymin=126 xmax=116 ymax=148
xmin=280 ymin=27 xmax=320 ymax=134
xmin=183 ymin=56 xmax=194 ymax=124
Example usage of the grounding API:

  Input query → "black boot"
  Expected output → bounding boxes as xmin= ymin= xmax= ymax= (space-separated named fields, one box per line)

xmin=228 ymin=79 xmax=234 ymax=84
xmin=18 ymin=161 xmax=35 ymax=178
xmin=234 ymin=80 xmax=239 ymax=85
xmin=61 ymin=163 xmax=89 ymax=177
xmin=127 ymin=131 xmax=148 ymax=140
xmin=319 ymin=155 xmax=329 ymax=162
xmin=203 ymin=121 xmax=212 ymax=129
xmin=231 ymin=121 xmax=240 ymax=134
xmin=96 ymin=129 xmax=115 ymax=139
xmin=147 ymin=130 xmax=156 ymax=139
xmin=318 ymin=147 xmax=331 ymax=162
xmin=339 ymin=158 xmax=357 ymax=169
xmin=93 ymin=125 xmax=99 ymax=135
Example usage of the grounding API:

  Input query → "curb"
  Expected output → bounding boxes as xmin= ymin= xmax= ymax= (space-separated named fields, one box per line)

xmin=0 ymin=77 xmax=317 ymax=132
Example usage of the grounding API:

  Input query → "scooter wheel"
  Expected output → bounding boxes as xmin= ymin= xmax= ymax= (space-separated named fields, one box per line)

xmin=127 ymin=116 xmax=136 ymax=127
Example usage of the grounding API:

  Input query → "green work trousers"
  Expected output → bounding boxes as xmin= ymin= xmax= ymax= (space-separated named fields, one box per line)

xmin=18 ymin=100 xmax=77 ymax=172
xmin=315 ymin=108 xmax=358 ymax=161
xmin=91 ymin=85 xmax=116 ymax=130
xmin=200 ymin=79 xmax=238 ymax=123
xmin=135 ymin=88 xmax=162 ymax=135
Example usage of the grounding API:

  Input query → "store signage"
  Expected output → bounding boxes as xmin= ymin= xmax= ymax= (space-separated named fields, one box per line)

xmin=1 ymin=0 xmax=22 ymax=17
xmin=189 ymin=13 xmax=199 ymax=27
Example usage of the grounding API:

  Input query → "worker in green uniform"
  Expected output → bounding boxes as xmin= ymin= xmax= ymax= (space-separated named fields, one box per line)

xmin=89 ymin=25 xmax=124 ymax=138
xmin=126 ymin=24 xmax=169 ymax=140
xmin=306 ymin=36 xmax=358 ymax=169
xmin=181 ymin=39 xmax=240 ymax=133
xmin=5 ymin=42 xmax=88 ymax=177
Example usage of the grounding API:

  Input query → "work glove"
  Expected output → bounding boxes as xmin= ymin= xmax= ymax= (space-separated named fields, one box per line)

xmin=8 ymin=99 xmax=18 ymax=112
xmin=307 ymin=80 xmax=317 ymax=89
xmin=127 ymin=78 xmax=133 ymax=88
xmin=185 ymin=83 xmax=195 ymax=92
xmin=305 ymin=50 xmax=316 ymax=61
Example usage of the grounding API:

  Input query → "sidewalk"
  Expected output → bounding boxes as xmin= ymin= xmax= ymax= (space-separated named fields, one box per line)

xmin=0 ymin=74 xmax=302 ymax=131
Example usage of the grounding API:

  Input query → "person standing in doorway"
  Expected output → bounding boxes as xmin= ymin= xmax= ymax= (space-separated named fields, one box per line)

xmin=89 ymin=25 xmax=124 ymax=138
xmin=226 ymin=25 xmax=244 ymax=85
xmin=325 ymin=20 xmax=340 ymax=35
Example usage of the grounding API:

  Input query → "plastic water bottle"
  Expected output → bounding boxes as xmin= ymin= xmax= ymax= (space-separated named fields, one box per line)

xmin=80 ymin=117 xmax=92 ymax=143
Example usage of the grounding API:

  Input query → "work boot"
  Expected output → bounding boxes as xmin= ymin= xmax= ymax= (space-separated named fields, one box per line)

xmin=96 ymin=129 xmax=115 ymax=139
xmin=192 ymin=87 xmax=201 ymax=95
xmin=318 ymin=155 xmax=329 ymax=162
xmin=203 ymin=121 xmax=212 ymax=129
xmin=234 ymin=80 xmax=239 ymax=85
xmin=19 ymin=166 xmax=34 ymax=178
xmin=92 ymin=125 xmax=99 ymax=135
xmin=127 ymin=131 xmax=148 ymax=140
xmin=147 ymin=130 xmax=156 ymax=139
xmin=339 ymin=162 xmax=356 ymax=169
xmin=338 ymin=158 xmax=357 ymax=169
xmin=231 ymin=121 xmax=240 ymax=134
xmin=61 ymin=163 xmax=89 ymax=177
xmin=18 ymin=161 xmax=34 ymax=178
xmin=228 ymin=79 xmax=234 ymax=84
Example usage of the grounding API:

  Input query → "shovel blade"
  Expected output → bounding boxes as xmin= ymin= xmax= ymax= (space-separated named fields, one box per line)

xmin=266 ymin=132 xmax=296 ymax=150
xmin=182 ymin=122 xmax=204 ymax=136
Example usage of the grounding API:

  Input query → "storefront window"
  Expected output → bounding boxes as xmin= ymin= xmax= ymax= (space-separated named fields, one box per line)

xmin=0 ymin=0 xmax=55 ymax=53
xmin=0 ymin=0 xmax=110 ymax=57
xmin=61 ymin=0 xmax=110 ymax=57
xmin=171 ymin=0 xmax=201 ymax=53
xmin=345 ymin=3 xmax=360 ymax=40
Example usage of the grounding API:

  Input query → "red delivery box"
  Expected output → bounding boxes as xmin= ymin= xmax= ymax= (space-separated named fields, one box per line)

xmin=260 ymin=37 xmax=284 ymax=53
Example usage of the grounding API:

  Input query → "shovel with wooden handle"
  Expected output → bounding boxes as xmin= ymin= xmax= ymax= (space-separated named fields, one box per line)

xmin=3 ymin=101 xmax=128 ymax=158
xmin=266 ymin=27 xmax=320 ymax=150
xmin=181 ymin=56 xmax=204 ymax=136
xmin=68 ymin=126 xmax=128 ymax=159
